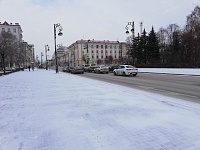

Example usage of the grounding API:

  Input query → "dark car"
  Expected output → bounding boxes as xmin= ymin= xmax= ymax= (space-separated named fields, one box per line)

xmin=109 ymin=65 xmax=119 ymax=72
xmin=66 ymin=66 xmax=74 ymax=73
xmin=62 ymin=66 xmax=68 ymax=72
xmin=71 ymin=66 xmax=84 ymax=74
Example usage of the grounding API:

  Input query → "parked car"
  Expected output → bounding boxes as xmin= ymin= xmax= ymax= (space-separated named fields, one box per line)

xmin=113 ymin=65 xmax=138 ymax=76
xmin=71 ymin=66 xmax=84 ymax=74
xmin=109 ymin=65 xmax=119 ymax=72
xmin=84 ymin=64 xmax=98 ymax=72
xmin=66 ymin=66 xmax=74 ymax=73
xmin=83 ymin=64 xmax=90 ymax=72
xmin=94 ymin=65 xmax=109 ymax=74
xmin=88 ymin=63 xmax=98 ymax=72
xmin=62 ymin=66 xmax=68 ymax=72
xmin=5 ymin=67 xmax=16 ymax=71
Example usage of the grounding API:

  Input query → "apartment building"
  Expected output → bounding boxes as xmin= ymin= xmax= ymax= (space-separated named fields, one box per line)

xmin=0 ymin=21 xmax=34 ymax=68
xmin=61 ymin=39 xmax=127 ymax=67
xmin=0 ymin=21 xmax=23 ymax=43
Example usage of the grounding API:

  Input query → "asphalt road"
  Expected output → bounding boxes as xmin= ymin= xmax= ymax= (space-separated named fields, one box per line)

xmin=74 ymin=72 xmax=200 ymax=103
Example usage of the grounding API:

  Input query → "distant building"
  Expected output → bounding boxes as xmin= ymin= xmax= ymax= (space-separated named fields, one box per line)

xmin=58 ymin=39 xmax=127 ymax=67
xmin=0 ymin=21 xmax=23 ymax=44
xmin=0 ymin=21 xmax=34 ymax=68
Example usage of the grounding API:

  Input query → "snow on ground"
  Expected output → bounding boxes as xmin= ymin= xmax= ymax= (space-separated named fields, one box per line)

xmin=139 ymin=68 xmax=200 ymax=75
xmin=0 ymin=69 xmax=200 ymax=150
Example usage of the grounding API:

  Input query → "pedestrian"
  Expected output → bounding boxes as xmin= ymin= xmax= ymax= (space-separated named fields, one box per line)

xmin=28 ymin=65 xmax=31 ymax=71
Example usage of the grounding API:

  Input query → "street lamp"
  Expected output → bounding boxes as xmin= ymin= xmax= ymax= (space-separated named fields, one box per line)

xmin=36 ymin=55 xmax=39 ymax=67
xmin=54 ymin=23 xmax=63 ymax=73
xmin=83 ymin=40 xmax=90 ymax=64
xmin=45 ymin=45 xmax=50 ymax=70
xmin=125 ymin=21 xmax=135 ymax=65
xmin=125 ymin=21 xmax=135 ymax=36
xmin=41 ymin=52 xmax=44 ymax=68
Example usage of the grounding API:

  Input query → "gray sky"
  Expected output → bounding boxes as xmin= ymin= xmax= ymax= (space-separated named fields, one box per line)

xmin=0 ymin=0 xmax=199 ymax=57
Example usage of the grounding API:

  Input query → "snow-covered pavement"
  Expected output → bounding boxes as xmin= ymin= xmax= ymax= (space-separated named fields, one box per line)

xmin=0 ymin=69 xmax=200 ymax=150
xmin=139 ymin=68 xmax=200 ymax=76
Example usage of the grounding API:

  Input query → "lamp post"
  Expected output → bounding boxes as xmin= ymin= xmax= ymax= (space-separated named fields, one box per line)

xmin=41 ymin=52 xmax=43 ymax=68
xmin=56 ymin=44 xmax=62 ymax=67
xmin=45 ymin=45 xmax=50 ymax=70
xmin=125 ymin=21 xmax=135 ymax=65
xmin=36 ymin=55 xmax=39 ymax=67
xmin=54 ymin=23 xmax=63 ymax=73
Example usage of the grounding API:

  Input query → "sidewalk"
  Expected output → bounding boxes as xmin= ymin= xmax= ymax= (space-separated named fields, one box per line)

xmin=0 ymin=69 xmax=200 ymax=150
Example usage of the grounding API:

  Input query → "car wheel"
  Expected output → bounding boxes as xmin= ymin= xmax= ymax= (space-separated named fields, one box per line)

xmin=113 ymin=71 xmax=116 ymax=75
xmin=123 ymin=72 xmax=126 ymax=76
xmin=133 ymin=73 xmax=137 ymax=76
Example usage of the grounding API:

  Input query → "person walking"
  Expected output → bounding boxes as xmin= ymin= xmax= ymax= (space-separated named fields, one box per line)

xmin=28 ymin=65 xmax=31 ymax=71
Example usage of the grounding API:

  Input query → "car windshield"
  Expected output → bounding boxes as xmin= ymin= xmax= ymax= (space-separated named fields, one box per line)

xmin=100 ymin=66 xmax=106 ymax=68
xmin=91 ymin=64 xmax=96 ymax=66
xmin=126 ymin=65 xmax=134 ymax=68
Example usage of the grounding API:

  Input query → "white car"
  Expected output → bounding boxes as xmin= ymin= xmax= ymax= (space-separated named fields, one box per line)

xmin=94 ymin=65 xmax=109 ymax=74
xmin=113 ymin=65 xmax=138 ymax=76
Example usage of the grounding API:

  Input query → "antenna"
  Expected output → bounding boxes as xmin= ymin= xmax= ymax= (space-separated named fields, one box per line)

xmin=140 ymin=22 xmax=143 ymax=34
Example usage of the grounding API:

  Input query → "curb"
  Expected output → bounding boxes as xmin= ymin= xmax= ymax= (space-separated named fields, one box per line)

xmin=139 ymin=72 xmax=200 ymax=76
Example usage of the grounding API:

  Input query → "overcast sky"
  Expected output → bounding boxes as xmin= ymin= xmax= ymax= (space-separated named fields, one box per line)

xmin=0 ymin=0 xmax=199 ymax=57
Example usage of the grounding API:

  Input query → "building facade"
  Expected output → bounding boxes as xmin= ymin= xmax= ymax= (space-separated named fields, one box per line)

xmin=0 ymin=21 xmax=23 ymax=44
xmin=0 ymin=21 xmax=34 ymax=68
xmin=59 ymin=39 xmax=127 ymax=67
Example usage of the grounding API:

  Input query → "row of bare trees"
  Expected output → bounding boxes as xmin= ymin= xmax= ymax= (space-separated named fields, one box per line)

xmin=0 ymin=31 xmax=25 ymax=73
xmin=127 ymin=5 xmax=199 ymax=68
xmin=157 ymin=5 xmax=200 ymax=67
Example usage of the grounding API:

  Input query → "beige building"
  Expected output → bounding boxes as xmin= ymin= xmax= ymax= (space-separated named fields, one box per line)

xmin=0 ymin=21 xmax=23 ymax=44
xmin=60 ymin=39 xmax=127 ymax=67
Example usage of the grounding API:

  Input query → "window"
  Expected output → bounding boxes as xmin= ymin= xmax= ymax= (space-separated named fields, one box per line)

xmin=92 ymin=50 xmax=93 ymax=53
xmin=101 ymin=55 xmax=103 ymax=59
xmin=101 ymin=50 xmax=103 ymax=53
xmin=2 ymin=28 xmax=5 ymax=31
xmin=114 ymin=45 xmax=117 ymax=49
xmin=96 ymin=45 xmax=99 ymax=48
xmin=87 ymin=49 xmax=88 ymax=53
xmin=97 ymin=55 xmax=98 ymax=59
xmin=105 ymin=45 xmax=108 ymax=49
xmin=13 ymin=28 xmax=16 ymax=33
xmin=110 ymin=50 xmax=112 ymax=53
xmin=96 ymin=50 xmax=98 ymax=53
xmin=7 ymin=28 xmax=10 ymax=32
xmin=92 ymin=55 xmax=94 ymax=58
xmin=101 ymin=45 xmax=103 ymax=49
xmin=115 ymin=55 xmax=117 ymax=58
xmin=91 ymin=45 xmax=94 ymax=48
xmin=114 ymin=50 xmax=116 ymax=53
xmin=110 ymin=45 xmax=112 ymax=49
xmin=106 ymin=50 xmax=107 ymax=53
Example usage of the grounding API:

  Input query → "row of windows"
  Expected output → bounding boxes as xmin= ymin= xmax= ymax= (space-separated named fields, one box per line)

xmin=86 ymin=50 xmax=119 ymax=53
xmin=91 ymin=55 xmax=117 ymax=59
xmin=88 ymin=45 xmax=119 ymax=49
xmin=1 ymin=28 xmax=17 ymax=33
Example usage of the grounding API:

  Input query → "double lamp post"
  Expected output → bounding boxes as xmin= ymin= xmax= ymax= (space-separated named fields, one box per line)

xmin=54 ymin=23 xmax=63 ymax=73
xmin=45 ymin=45 xmax=50 ymax=70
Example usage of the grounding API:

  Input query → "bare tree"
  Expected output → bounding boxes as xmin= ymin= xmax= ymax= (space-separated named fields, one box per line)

xmin=0 ymin=31 xmax=15 ymax=74
xmin=183 ymin=5 xmax=200 ymax=64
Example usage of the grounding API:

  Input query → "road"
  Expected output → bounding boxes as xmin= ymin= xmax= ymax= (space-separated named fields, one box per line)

xmin=74 ymin=72 xmax=200 ymax=103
